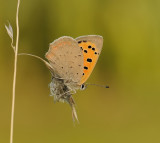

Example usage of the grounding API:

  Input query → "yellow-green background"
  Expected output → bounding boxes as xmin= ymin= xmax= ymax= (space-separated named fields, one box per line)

xmin=1 ymin=0 xmax=160 ymax=143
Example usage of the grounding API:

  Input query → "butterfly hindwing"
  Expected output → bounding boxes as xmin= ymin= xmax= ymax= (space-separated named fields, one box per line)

xmin=46 ymin=36 xmax=84 ymax=84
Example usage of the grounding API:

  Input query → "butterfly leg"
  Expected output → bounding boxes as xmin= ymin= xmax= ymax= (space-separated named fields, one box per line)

xmin=51 ymin=75 xmax=65 ymax=80
xmin=56 ymin=90 xmax=72 ymax=101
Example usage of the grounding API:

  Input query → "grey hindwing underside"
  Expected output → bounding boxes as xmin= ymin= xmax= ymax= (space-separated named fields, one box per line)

xmin=45 ymin=36 xmax=84 ymax=84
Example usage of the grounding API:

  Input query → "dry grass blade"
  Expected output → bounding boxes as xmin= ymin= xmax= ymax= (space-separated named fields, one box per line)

xmin=18 ymin=53 xmax=53 ymax=70
xmin=5 ymin=23 xmax=13 ymax=39
xmin=72 ymin=105 xmax=79 ymax=123
xmin=5 ymin=23 xmax=15 ymax=52
xmin=9 ymin=0 xmax=20 ymax=143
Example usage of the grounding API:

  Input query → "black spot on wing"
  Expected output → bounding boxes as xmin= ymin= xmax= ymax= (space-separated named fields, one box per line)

xmin=84 ymin=66 xmax=88 ymax=70
xmin=92 ymin=47 xmax=95 ymax=51
xmin=87 ymin=58 xmax=92 ymax=62
xmin=88 ymin=45 xmax=92 ymax=49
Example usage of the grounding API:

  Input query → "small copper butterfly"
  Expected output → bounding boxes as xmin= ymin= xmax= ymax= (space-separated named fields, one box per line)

xmin=45 ymin=35 xmax=103 ymax=121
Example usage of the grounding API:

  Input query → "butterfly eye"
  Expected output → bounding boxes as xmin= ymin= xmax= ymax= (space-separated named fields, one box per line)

xmin=80 ymin=84 xmax=86 ymax=90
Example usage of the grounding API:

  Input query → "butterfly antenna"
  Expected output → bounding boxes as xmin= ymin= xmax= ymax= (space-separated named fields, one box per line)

xmin=85 ymin=83 xmax=109 ymax=88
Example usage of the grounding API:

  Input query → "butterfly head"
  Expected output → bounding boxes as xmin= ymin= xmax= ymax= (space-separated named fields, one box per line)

xmin=80 ymin=83 xmax=86 ymax=90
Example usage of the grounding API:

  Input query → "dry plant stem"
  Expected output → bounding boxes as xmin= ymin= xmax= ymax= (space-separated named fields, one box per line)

xmin=10 ymin=0 xmax=20 ymax=143
xmin=18 ymin=53 xmax=52 ymax=69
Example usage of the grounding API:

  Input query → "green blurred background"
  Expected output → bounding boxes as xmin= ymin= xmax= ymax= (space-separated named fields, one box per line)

xmin=1 ymin=0 xmax=160 ymax=142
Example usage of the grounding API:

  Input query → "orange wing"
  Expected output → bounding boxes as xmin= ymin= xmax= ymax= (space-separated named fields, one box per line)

xmin=78 ymin=40 xmax=102 ymax=84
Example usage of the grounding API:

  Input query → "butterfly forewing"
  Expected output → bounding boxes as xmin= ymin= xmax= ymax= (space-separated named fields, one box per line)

xmin=75 ymin=35 xmax=103 ymax=84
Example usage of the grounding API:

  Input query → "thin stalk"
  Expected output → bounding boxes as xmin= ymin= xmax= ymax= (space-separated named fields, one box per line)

xmin=10 ymin=0 xmax=20 ymax=143
xmin=18 ymin=53 xmax=53 ymax=70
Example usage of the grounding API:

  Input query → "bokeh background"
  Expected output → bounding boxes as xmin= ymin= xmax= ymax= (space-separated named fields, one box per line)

xmin=1 ymin=0 xmax=160 ymax=143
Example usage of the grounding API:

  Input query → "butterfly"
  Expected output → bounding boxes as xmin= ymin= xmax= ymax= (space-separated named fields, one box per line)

xmin=45 ymin=35 xmax=103 ymax=121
